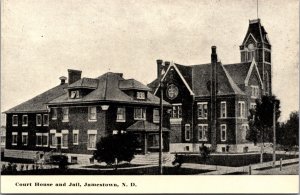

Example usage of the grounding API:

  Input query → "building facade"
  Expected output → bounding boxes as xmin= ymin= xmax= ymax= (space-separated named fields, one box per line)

xmin=148 ymin=19 xmax=271 ymax=153
xmin=4 ymin=70 xmax=171 ymax=164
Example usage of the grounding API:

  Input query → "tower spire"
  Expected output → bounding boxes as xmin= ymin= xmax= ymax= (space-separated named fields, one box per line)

xmin=257 ymin=0 xmax=259 ymax=19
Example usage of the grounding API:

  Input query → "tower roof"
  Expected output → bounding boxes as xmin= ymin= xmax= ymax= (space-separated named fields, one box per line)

xmin=241 ymin=19 xmax=270 ymax=46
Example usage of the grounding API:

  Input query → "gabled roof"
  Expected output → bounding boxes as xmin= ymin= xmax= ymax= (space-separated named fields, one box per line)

xmin=191 ymin=63 xmax=245 ymax=97
xmin=5 ymin=84 xmax=68 ymax=113
xmin=48 ymin=72 xmax=170 ymax=106
xmin=223 ymin=62 xmax=252 ymax=85
xmin=244 ymin=59 xmax=264 ymax=88
xmin=126 ymin=120 xmax=169 ymax=132
xmin=67 ymin=78 xmax=98 ymax=89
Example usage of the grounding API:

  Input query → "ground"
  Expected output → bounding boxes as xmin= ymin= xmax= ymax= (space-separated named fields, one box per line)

xmin=253 ymin=164 xmax=299 ymax=175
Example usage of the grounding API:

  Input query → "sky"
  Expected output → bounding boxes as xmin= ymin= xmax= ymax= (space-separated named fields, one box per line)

xmin=1 ymin=0 xmax=299 ymax=122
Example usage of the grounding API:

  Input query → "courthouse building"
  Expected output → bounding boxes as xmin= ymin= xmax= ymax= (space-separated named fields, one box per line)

xmin=148 ymin=19 xmax=272 ymax=153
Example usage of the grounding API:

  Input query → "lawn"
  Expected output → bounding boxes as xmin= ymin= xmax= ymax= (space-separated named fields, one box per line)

xmin=2 ymin=166 xmax=212 ymax=175
xmin=178 ymin=153 xmax=298 ymax=167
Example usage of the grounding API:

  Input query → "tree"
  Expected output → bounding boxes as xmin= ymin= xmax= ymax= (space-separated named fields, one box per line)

xmin=93 ymin=133 xmax=139 ymax=169
xmin=277 ymin=111 xmax=299 ymax=149
xmin=246 ymin=95 xmax=281 ymax=163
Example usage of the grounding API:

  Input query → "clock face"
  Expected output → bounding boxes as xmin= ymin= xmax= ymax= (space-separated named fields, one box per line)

xmin=166 ymin=84 xmax=179 ymax=100
xmin=248 ymin=43 xmax=254 ymax=50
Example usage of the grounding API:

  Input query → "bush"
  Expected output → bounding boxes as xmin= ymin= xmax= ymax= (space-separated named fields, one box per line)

xmin=93 ymin=133 xmax=138 ymax=167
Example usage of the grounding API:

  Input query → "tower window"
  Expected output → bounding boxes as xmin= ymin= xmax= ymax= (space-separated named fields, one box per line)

xmin=265 ymin=51 xmax=271 ymax=63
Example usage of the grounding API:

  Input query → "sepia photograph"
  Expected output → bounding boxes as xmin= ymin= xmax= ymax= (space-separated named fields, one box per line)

xmin=1 ymin=0 xmax=299 ymax=193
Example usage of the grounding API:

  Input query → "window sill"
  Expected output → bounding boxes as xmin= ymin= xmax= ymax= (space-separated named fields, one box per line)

xmin=62 ymin=120 xmax=69 ymax=123
xmin=51 ymin=118 xmax=57 ymax=120
xmin=61 ymin=147 xmax=68 ymax=149
xmin=87 ymin=148 xmax=97 ymax=151
xmin=221 ymin=140 xmax=226 ymax=142
xmin=73 ymin=143 xmax=79 ymax=145
xmin=50 ymin=145 xmax=56 ymax=148
xmin=12 ymin=143 xmax=17 ymax=146
xmin=153 ymin=121 xmax=159 ymax=124
xmin=12 ymin=125 xmax=18 ymax=127
xmin=43 ymin=125 xmax=49 ymax=127
xmin=22 ymin=125 xmax=28 ymax=127
xmin=134 ymin=118 xmax=146 ymax=121
xmin=185 ymin=139 xmax=190 ymax=141
xmin=199 ymin=139 xmax=208 ymax=141
xmin=170 ymin=118 xmax=182 ymax=124
xmin=88 ymin=119 xmax=97 ymax=122
xmin=116 ymin=119 xmax=126 ymax=122
xmin=36 ymin=124 xmax=42 ymax=127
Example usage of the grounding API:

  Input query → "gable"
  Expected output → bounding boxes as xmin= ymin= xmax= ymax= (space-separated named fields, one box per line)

xmin=245 ymin=59 xmax=263 ymax=88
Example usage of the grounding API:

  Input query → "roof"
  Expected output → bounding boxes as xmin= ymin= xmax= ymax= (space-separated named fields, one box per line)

xmin=67 ymin=78 xmax=98 ymax=89
xmin=119 ymin=79 xmax=150 ymax=91
xmin=126 ymin=120 xmax=170 ymax=132
xmin=48 ymin=72 xmax=170 ymax=106
xmin=242 ymin=19 xmax=270 ymax=45
xmin=223 ymin=62 xmax=252 ymax=85
xmin=5 ymin=84 xmax=68 ymax=113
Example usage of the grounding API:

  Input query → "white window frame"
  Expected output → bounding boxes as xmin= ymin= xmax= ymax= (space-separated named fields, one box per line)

xmin=198 ymin=124 xmax=208 ymax=141
xmin=238 ymin=101 xmax=246 ymax=118
xmin=22 ymin=115 xmax=28 ymax=127
xmin=171 ymin=103 xmax=182 ymax=119
xmin=62 ymin=107 xmax=69 ymax=122
xmin=49 ymin=129 xmax=56 ymax=148
xmin=88 ymin=107 xmax=97 ymax=122
xmin=70 ymin=90 xmax=80 ymax=99
xmin=185 ymin=124 xmax=190 ymax=141
xmin=134 ymin=107 xmax=146 ymax=120
xmin=36 ymin=114 xmax=42 ymax=126
xmin=12 ymin=115 xmax=18 ymax=127
xmin=42 ymin=133 xmax=48 ymax=147
xmin=61 ymin=130 xmax=69 ymax=149
xmin=36 ymin=133 xmax=43 ymax=147
xmin=51 ymin=108 xmax=58 ymax=120
xmin=87 ymin=130 xmax=97 ymax=150
xmin=22 ymin=132 xmax=28 ymax=146
xmin=43 ymin=114 xmax=49 ymax=126
xmin=136 ymin=91 xmax=146 ymax=100
xmin=116 ymin=107 xmax=126 ymax=122
xmin=12 ymin=132 xmax=18 ymax=145
xmin=251 ymin=85 xmax=259 ymax=98
xmin=153 ymin=108 xmax=160 ymax=123
xmin=220 ymin=101 xmax=227 ymax=118
xmin=241 ymin=124 xmax=249 ymax=140
xmin=221 ymin=124 xmax=227 ymax=141
xmin=197 ymin=102 xmax=208 ymax=119
xmin=73 ymin=130 xmax=79 ymax=145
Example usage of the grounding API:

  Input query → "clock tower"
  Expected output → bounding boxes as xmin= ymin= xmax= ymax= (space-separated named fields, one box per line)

xmin=240 ymin=19 xmax=272 ymax=95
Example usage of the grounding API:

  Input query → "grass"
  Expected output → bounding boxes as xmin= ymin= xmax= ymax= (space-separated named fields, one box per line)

xmin=83 ymin=163 xmax=143 ymax=169
xmin=2 ymin=166 xmax=212 ymax=175
xmin=178 ymin=153 xmax=298 ymax=167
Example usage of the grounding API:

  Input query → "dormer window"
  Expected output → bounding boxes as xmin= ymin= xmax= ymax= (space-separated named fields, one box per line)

xmin=251 ymin=85 xmax=260 ymax=98
xmin=70 ymin=90 xmax=80 ymax=99
xmin=136 ymin=91 xmax=146 ymax=100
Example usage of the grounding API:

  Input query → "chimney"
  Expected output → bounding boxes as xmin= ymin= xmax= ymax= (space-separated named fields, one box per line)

xmin=156 ymin=59 xmax=163 ymax=78
xmin=210 ymin=46 xmax=218 ymax=151
xmin=59 ymin=76 xmax=67 ymax=85
xmin=68 ymin=69 xmax=82 ymax=85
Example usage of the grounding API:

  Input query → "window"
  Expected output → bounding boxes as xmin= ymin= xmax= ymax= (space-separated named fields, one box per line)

xmin=172 ymin=104 xmax=182 ymax=118
xmin=22 ymin=115 xmax=28 ymax=126
xmin=153 ymin=109 xmax=160 ymax=123
xmin=70 ymin=90 xmax=80 ymax=99
xmin=88 ymin=130 xmax=97 ymax=150
xmin=49 ymin=130 xmax=56 ymax=148
xmin=134 ymin=108 xmax=146 ymax=120
xmin=22 ymin=132 xmax=28 ymax=146
xmin=12 ymin=132 xmax=18 ymax=145
xmin=36 ymin=114 xmax=42 ymax=126
xmin=185 ymin=124 xmax=190 ymax=141
xmin=220 ymin=101 xmax=227 ymax=118
xmin=43 ymin=114 xmax=49 ymax=126
xmin=265 ymin=50 xmax=271 ymax=63
xmin=248 ymin=50 xmax=255 ymax=62
xmin=88 ymin=107 xmax=97 ymax=121
xmin=241 ymin=124 xmax=249 ymax=140
xmin=221 ymin=124 xmax=227 ymax=141
xmin=198 ymin=102 xmax=208 ymax=119
xmin=52 ymin=108 xmax=57 ymax=120
xmin=251 ymin=86 xmax=259 ymax=98
xmin=198 ymin=124 xmax=208 ymax=141
xmin=136 ymin=92 xmax=146 ymax=100
xmin=62 ymin=130 xmax=69 ymax=148
xmin=73 ymin=130 xmax=79 ymax=145
xmin=238 ymin=101 xmax=246 ymax=118
xmin=62 ymin=108 xmax=69 ymax=122
xmin=12 ymin=115 xmax=18 ymax=126
xmin=116 ymin=107 xmax=126 ymax=122
xmin=36 ymin=133 xmax=48 ymax=147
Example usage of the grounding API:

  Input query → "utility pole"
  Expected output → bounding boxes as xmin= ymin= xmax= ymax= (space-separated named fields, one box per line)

xmin=157 ymin=59 xmax=164 ymax=175
xmin=272 ymin=101 xmax=276 ymax=167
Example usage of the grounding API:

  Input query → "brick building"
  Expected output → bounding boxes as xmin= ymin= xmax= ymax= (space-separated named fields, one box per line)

xmin=4 ymin=70 xmax=171 ymax=163
xmin=148 ymin=19 xmax=272 ymax=153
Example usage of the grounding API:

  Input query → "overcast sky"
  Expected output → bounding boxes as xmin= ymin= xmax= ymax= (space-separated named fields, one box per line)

xmin=1 ymin=0 xmax=299 ymax=122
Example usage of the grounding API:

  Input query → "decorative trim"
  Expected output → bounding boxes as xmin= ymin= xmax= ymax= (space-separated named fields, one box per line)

xmin=245 ymin=58 xmax=264 ymax=88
